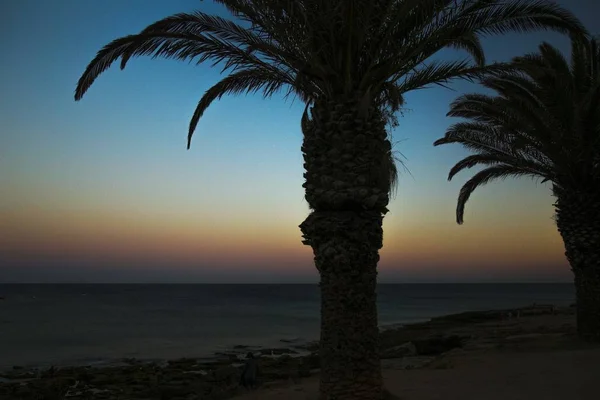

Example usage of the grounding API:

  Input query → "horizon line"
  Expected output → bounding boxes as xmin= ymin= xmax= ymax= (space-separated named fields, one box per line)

xmin=0 ymin=281 xmax=573 ymax=285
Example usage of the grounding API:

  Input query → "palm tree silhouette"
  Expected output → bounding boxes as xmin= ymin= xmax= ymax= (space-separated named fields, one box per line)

xmin=75 ymin=1 xmax=586 ymax=398
xmin=435 ymin=34 xmax=600 ymax=342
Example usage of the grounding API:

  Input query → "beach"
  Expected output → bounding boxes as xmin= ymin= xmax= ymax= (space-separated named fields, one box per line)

xmin=2 ymin=303 xmax=598 ymax=399
xmin=0 ymin=283 xmax=575 ymax=368
xmin=234 ymin=347 xmax=598 ymax=400
xmin=232 ymin=309 xmax=598 ymax=400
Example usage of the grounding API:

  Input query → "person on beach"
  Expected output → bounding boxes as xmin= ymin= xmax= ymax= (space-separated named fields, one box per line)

xmin=240 ymin=352 xmax=259 ymax=389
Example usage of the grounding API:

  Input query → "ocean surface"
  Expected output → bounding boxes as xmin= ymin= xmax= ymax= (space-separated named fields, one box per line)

xmin=0 ymin=283 xmax=574 ymax=369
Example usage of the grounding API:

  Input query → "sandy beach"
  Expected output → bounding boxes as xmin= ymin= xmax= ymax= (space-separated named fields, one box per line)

xmin=234 ymin=342 xmax=598 ymax=400
xmin=232 ymin=310 xmax=599 ymax=400
xmin=2 ymin=304 xmax=598 ymax=399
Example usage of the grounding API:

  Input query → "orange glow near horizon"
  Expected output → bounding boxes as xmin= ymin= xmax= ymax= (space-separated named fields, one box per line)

xmin=2 ymin=185 xmax=571 ymax=282
xmin=4 ymin=0 xmax=594 ymax=282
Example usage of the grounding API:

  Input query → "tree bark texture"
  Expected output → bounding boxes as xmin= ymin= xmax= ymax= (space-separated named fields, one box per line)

xmin=555 ymin=189 xmax=600 ymax=342
xmin=300 ymin=94 xmax=392 ymax=399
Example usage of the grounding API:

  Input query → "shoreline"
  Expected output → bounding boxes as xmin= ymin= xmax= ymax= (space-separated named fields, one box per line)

xmin=0 ymin=317 xmax=431 ymax=372
xmin=0 ymin=303 xmax=582 ymax=400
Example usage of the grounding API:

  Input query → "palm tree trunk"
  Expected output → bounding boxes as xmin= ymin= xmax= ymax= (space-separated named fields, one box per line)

xmin=301 ymin=211 xmax=384 ymax=399
xmin=555 ymin=190 xmax=600 ymax=342
xmin=300 ymin=95 xmax=393 ymax=400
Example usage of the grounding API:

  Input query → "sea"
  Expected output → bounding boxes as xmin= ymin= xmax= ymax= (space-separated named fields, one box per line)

xmin=0 ymin=283 xmax=574 ymax=369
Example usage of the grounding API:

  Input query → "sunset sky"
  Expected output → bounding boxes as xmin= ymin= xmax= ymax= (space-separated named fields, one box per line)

xmin=2 ymin=0 xmax=598 ymax=283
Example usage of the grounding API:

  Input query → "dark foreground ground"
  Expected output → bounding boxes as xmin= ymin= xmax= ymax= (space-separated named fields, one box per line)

xmin=1 ymin=304 xmax=597 ymax=400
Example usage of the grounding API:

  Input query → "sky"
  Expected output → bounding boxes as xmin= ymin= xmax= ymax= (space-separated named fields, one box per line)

xmin=1 ymin=0 xmax=598 ymax=283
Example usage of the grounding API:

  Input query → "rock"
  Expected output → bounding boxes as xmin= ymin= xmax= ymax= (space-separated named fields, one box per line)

xmin=462 ymin=342 xmax=496 ymax=351
xmin=298 ymin=361 xmax=311 ymax=378
xmin=505 ymin=333 xmax=544 ymax=341
xmin=211 ymin=366 xmax=239 ymax=383
xmin=168 ymin=358 xmax=198 ymax=367
xmin=280 ymin=337 xmax=302 ymax=344
xmin=293 ymin=341 xmax=319 ymax=352
xmin=41 ymin=366 xmax=58 ymax=378
xmin=412 ymin=335 xmax=466 ymax=356
xmin=258 ymin=348 xmax=298 ymax=356
xmin=302 ymin=353 xmax=320 ymax=370
xmin=381 ymin=342 xmax=417 ymax=359
xmin=430 ymin=310 xmax=503 ymax=325
xmin=379 ymin=325 xmax=431 ymax=350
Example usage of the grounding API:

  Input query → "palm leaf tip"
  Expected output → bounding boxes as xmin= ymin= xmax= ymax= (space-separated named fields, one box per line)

xmin=74 ymin=35 xmax=138 ymax=101
xmin=432 ymin=137 xmax=447 ymax=146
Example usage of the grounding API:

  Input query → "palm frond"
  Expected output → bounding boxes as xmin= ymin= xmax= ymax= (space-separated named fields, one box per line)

xmin=436 ymin=33 xmax=600 ymax=225
xmin=366 ymin=0 xmax=585 ymax=99
xmin=455 ymin=0 xmax=586 ymax=37
xmin=455 ymin=166 xmax=534 ymax=224
xmin=75 ymin=31 xmax=280 ymax=100
xmin=129 ymin=10 xmax=307 ymax=75
xmin=76 ymin=0 xmax=589 ymax=158
xmin=448 ymin=32 xmax=486 ymax=66
xmin=187 ymin=67 xmax=291 ymax=148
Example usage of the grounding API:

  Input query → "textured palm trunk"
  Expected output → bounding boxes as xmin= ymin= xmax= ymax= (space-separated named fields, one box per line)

xmin=299 ymin=95 xmax=392 ymax=400
xmin=555 ymin=190 xmax=600 ymax=342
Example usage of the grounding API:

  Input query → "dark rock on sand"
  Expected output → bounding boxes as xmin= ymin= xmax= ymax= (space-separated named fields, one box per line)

xmin=212 ymin=366 xmax=240 ymax=383
xmin=430 ymin=310 xmax=505 ymax=324
xmin=292 ymin=341 xmax=319 ymax=352
xmin=167 ymin=358 xmax=198 ymax=367
xmin=280 ymin=337 xmax=302 ymax=344
xmin=301 ymin=353 xmax=320 ymax=370
xmin=258 ymin=347 xmax=298 ymax=356
xmin=412 ymin=334 xmax=467 ymax=356
xmin=381 ymin=342 xmax=418 ymax=359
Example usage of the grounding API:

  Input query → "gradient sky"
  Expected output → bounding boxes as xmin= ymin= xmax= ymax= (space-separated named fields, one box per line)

xmin=1 ymin=0 xmax=599 ymax=283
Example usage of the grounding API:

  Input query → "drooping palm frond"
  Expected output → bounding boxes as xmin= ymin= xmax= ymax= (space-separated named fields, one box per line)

xmin=75 ymin=0 xmax=587 ymax=157
xmin=454 ymin=166 xmax=535 ymax=224
xmin=435 ymin=34 xmax=600 ymax=223
xmin=363 ymin=0 xmax=587 ymax=94
xmin=187 ymin=67 xmax=292 ymax=148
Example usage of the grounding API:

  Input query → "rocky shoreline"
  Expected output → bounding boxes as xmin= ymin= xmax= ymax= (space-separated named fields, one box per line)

xmin=0 ymin=304 xmax=575 ymax=400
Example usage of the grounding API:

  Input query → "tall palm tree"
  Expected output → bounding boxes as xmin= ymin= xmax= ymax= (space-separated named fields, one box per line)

xmin=75 ymin=1 xmax=586 ymax=398
xmin=434 ymin=34 xmax=600 ymax=342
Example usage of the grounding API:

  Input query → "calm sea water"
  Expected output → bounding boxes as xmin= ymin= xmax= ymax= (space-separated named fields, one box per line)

xmin=0 ymin=284 xmax=574 ymax=369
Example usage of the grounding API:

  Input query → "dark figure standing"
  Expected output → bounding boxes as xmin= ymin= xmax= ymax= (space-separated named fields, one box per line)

xmin=240 ymin=352 xmax=258 ymax=389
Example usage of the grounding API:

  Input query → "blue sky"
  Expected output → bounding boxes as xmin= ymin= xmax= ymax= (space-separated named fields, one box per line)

xmin=1 ymin=0 xmax=599 ymax=283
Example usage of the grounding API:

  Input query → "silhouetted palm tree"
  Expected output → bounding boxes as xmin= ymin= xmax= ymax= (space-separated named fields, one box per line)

xmin=75 ymin=1 xmax=586 ymax=398
xmin=435 ymin=34 xmax=599 ymax=342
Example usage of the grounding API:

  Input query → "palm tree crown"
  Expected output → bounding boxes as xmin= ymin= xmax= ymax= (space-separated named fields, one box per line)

xmin=75 ymin=0 xmax=586 ymax=153
xmin=75 ymin=0 xmax=592 ymax=396
xmin=434 ymin=34 xmax=599 ymax=224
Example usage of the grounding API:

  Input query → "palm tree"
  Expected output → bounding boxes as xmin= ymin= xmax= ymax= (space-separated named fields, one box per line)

xmin=434 ymin=34 xmax=599 ymax=342
xmin=75 ymin=1 xmax=586 ymax=398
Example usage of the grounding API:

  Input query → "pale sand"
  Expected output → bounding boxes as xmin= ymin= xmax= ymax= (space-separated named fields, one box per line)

xmin=233 ymin=348 xmax=599 ymax=400
xmin=232 ymin=313 xmax=599 ymax=400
